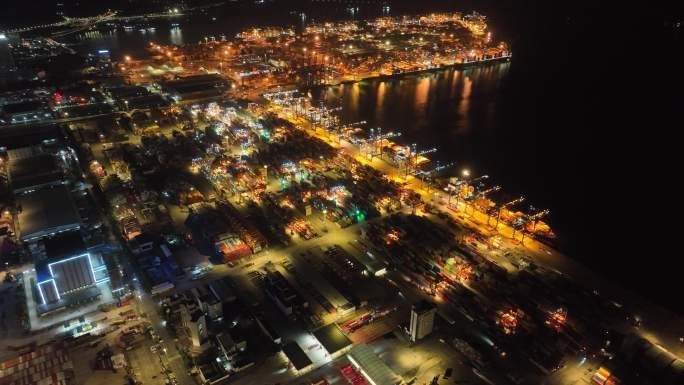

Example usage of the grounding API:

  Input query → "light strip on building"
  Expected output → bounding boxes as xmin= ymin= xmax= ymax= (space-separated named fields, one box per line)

xmin=37 ymin=279 xmax=60 ymax=304
xmin=48 ymin=253 xmax=96 ymax=294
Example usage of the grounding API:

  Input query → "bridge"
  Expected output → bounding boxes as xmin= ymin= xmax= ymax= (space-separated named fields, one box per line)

xmin=1 ymin=10 xmax=117 ymax=36
xmin=0 ymin=9 xmax=186 ymax=38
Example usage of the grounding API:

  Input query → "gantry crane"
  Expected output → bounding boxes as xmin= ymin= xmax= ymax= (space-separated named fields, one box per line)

xmin=403 ymin=144 xmax=438 ymax=177
xmin=330 ymin=120 xmax=366 ymax=143
xmin=526 ymin=207 xmax=550 ymax=231
xmin=416 ymin=161 xmax=455 ymax=192
xmin=450 ymin=174 xmax=489 ymax=207
xmin=367 ymin=128 xmax=401 ymax=159
xmin=490 ymin=196 xmax=525 ymax=228
xmin=466 ymin=185 xmax=501 ymax=214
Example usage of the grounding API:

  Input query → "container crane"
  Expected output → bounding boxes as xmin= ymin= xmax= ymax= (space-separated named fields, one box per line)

xmin=450 ymin=174 xmax=489 ymax=207
xmin=403 ymin=144 xmax=438 ymax=177
xmin=526 ymin=207 xmax=550 ymax=231
xmin=467 ymin=185 xmax=501 ymax=214
xmin=490 ymin=196 xmax=525 ymax=228
xmin=368 ymin=128 xmax=401 ymax=159
xmin=416 ymin=161 xmax=455 ymax=192
xmin=331 ymin=120 xmax=366 ymax=143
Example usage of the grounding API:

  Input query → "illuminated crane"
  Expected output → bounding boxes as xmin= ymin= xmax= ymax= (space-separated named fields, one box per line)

xmin=367 ymin=128 xmax=401 ymax=160
xmin=416 ymin=161 xmax=454 ymax=192
xmin=490 ymin=196 xmax=525 ymax=228
xmin=466 ymin=185 xmax=501 ymax=214
xmin=527 ymin=207 xmax=550 ymax=232
xmin=403 ymin=144 xmax=437 ymax=177
xmin=330 ymin=120 xmax=366 ymax=143
xmin=450 ymin=174 xmax=489 ymax=207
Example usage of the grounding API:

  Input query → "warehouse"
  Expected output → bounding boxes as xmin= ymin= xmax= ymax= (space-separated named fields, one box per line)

xmin=9 ymin=152 xmax=64 ymax=194
xmin=33 ymin=233 xmax=108 ymax=314
xmin=16 ymin=185 xmax=81 ymax=242
xmin=347 ymin=344 xmax=403 ymax=385
xmin=282 ymin=342 xmax=312 ymax=374
xmin=313 ymin=324 xmax=352 ymax=360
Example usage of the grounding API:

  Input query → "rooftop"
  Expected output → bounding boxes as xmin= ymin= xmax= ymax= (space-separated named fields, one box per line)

xmin=348 ymin=344 xmax=403 ymax=385
xmin=9 ymin=153 xmax=63 ymax=192
xmin=282 ymin=342 xmax=312 ymax=371
xmin=313 ymin=324 xmax=352 ymax=356
xmin=16 ymin=185 xmax=81 ymax=241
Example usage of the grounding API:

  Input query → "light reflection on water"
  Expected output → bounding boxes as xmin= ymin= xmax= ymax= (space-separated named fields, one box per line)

xmin=314 ymin=63 xmax=510 ymax=169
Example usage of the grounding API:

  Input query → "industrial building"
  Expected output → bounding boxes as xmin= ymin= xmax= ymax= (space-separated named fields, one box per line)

xmin=409 ymin=300 xmax=436 ymax=342
xmin=0 ymin=100 xmax=53 ymax=124
xmin=347 ymin=344 xmax=403 ymax=385
xmin=16 ymin=185 xmax=81 ymax=242
xmin=8 ymin=151 xmax=65 ymax=194
xmin=618 ymin=333 xmax=684 ymax=385
xmin=313 ymin=324 xmax=352 ymax=360
xmin=34 ymin=233 xmax=109 ymax=314
xmin=161 ymin=74 xmax=230 ymax=101
xmin=282 ymin=342 xmax=313 ymax=374
xmin=264 ymin=270 xmax=307 ymax=316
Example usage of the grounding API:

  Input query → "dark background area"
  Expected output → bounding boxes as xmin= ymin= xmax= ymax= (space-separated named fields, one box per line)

xmin=2 ymin=0 xmax=683 ymax=312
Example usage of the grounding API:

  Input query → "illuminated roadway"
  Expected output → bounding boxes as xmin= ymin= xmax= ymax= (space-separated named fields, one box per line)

xmin=270 ymin=104 xmax=684 ymax=363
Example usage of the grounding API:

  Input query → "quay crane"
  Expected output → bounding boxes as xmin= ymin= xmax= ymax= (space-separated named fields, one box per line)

xmin=333 ymin=120 xmax=367 ymax=133
xmin=466 ymin=185 xmax=501 ymax=214
xmin=449 ymin=174 xmax=489 ymax=206
xmin=526 ymin=207 xmax=550 ymax=231
xmin=403 ymin=144 xmax=438 ymax=177
xmin=490 ymin=196 xmax=525 ymax=229
xmin=367 ymin=128 xmax=401 ymax=160
xmin=329 ymin=120 xmax=366 ymax=143
xmin=416 ymin=161 xmax=455 ymax=192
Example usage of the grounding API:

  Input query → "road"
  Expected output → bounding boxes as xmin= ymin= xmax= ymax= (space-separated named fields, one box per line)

xmin=268 ymin=105 xmax=684 ymax=363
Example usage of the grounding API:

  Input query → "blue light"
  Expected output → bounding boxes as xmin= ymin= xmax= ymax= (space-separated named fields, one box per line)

xmin=47 ymin=253 xmax=97 ymax=295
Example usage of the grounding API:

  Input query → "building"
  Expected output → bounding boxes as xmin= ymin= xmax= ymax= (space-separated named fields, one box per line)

xmin=8 ymin=151 xmax=65 ymax=194
xmin=176 ymin=299 xmax=209 ymax=352
xmin=16 ymin=185 xmax=81 ymax=242
xmin=0 ymin=100 xmax=53 ymax=124
xmin=314 ymin=324 xmax=352 ymax=360
xmin=347 ymin=344 xmax=403 ymax=385
xmin=282 ymin=342 xmax=313 ymax=374
xmin=161 ymin=74 xmax=230 ymax=101
xmin=192 ymin=285 xmax=223 ymax=320
xmin=619 ymin=333 xmax=684 ymax=385
xmin=263 ymin=270 xmax=307 ymax=316
xmin=409 ymin=300 xmax=436 ymax=342
xmin=208 ymin=277 xmax=237 ymax=304
xmin=34 ymin=233 xmax=109 ymax=314
xmin=214 ymin=232 xmax=251 ymax=262
xmin=217 ymin=332 xmax=247 ymax=359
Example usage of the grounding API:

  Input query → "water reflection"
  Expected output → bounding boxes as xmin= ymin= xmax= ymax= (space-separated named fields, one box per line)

xmin=315 ymin=63 xmax=510 ymax=168
xmin=414 ymin=76 xmax=430 ymax=118
xmin=376 ymin=82 xmax=386 ymax=121
xmin=170 ymin=27 xmax=184 ymax=46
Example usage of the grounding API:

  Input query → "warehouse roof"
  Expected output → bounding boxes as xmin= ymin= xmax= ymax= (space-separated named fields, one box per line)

xmin=282 ymin=342 xmax=311 ymax=371
xmin=348 ymin=344 xmax=403 ymax=385
xmin=17 ymin=185 xmax=80 ymax=241
xmin=314 ymin=324 xmax=351 ymax=356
